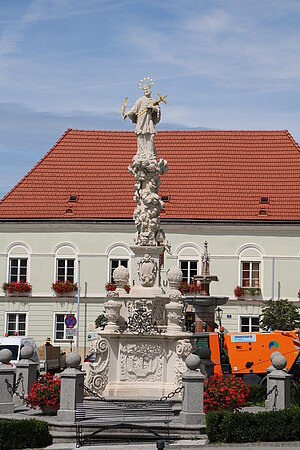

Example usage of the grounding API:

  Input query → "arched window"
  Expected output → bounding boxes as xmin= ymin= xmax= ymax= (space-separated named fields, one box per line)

xmin=6 ymin=242 xmax=31 ymax=283
xmin=175 ymin=243 xmax=201 ymax=283
xmin=106 ymin=244 xmax=132 ymax=282
xmin=236 ymin=244 xmax=264 ymax=290
xmin=53 ymin=243 xmax=78 ymax=284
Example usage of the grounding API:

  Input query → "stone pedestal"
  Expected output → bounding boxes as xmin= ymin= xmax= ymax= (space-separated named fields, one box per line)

xmin=130 ymin=246 xmax=165 ymax=297
xmin=57 ymin=353 xmax=84 ymax=422
xmin=0 ymin=349 xmax=14 ymax=414
xmin=265 ymin=352 xmax=291 ymax=411
xmin=87 ymin=332 xmax=192 ymax=400
xmin=15 ymin=345 xmax=38 ymax=407
xmin=180 ymin=354 xmax=205 ymax=426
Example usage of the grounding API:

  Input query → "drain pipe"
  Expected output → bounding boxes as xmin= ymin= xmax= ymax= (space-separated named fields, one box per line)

xmin=271 ymin=257 xmax=275 ymax=300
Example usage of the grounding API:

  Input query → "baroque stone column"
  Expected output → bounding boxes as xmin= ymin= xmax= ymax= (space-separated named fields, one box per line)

xmin=166 ymin=266 xmax=184 ymax=334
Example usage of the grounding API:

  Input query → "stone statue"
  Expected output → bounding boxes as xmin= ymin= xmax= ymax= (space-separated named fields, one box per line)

xmin=124 ymin=78 xmax=170 ymax=250
xmin=125 ymin=84 xmax=161 ymax=161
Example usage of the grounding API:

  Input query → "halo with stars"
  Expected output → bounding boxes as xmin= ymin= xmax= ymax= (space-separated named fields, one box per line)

xmin=139 ymin=77 xmax=154 ymax=90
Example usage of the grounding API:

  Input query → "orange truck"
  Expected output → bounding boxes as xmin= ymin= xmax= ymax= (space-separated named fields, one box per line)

xmin=194 ymin=329 xmax=300 ymax=384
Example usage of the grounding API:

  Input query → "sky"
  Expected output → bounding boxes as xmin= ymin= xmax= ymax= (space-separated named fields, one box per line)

xmin=1 ymin=0 xmax=300 ymax=198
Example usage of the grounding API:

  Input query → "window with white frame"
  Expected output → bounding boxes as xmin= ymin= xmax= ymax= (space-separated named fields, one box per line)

xmin=179 ymin=260 xmax=198 ymax=283
xmin=6 ymin=313 xmax=27 ymax=336
xmin=240 ymin=316 xmax=259 ymax=332
xmin=56 ymin=259 xmax=75 ymax=283
xmin=54 ymin=313 xmax=75 ymax=340
xmin=9 ymin=258 xmax=28 ymax=282
xmin=241 ymin=261 xmax=260 ymax=288
xmin=110 ymin=259 xmax=129 ymax=282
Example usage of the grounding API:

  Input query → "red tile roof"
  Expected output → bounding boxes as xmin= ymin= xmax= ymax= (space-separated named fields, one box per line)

xmin=0 ymin=129 xmax=300 ymax=221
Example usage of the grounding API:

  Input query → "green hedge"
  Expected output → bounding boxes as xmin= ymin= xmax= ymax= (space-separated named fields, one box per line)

xmin=206 ymin=406 xmax=300 ymax=443
xmin=246 ymin=383 xmax=267 ymax=406
xmin=0 ymin=418 xmax=52 ymax=449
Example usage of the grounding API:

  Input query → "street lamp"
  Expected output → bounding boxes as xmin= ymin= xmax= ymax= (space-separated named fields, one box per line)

xmin=215 ymin=307 xmax=223 ymax=327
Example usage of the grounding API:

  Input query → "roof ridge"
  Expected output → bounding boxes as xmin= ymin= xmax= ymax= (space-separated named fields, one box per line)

xmin=0 ymin=128 xmax=72 ymax=205
xmin=284 ymin=129 xmax=300 ymax=153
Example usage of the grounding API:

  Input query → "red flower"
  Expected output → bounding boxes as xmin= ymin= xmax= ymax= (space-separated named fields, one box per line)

xmin=26 ymin=374 xmax=61 ymax=411
xmin=204 ymin=373 xmax=250 ymax=413
xmin=52 ymin=280 xmax=78 ymax=295
xmin=2 ymin=281 xmax=32 ymax=294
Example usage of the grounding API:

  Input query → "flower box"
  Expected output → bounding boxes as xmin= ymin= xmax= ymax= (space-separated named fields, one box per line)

xmin=179 ymin=281 xmax=203 ymax=295
xmin=2 ymin=281 xmax=32 ymax=296
xmin=52 ymin=280 xmax=78 ymax=296
xmin=105 ymin=281 xmax=130 ymax=294
xmin=234 ymin=286 xmax=262 ymax=299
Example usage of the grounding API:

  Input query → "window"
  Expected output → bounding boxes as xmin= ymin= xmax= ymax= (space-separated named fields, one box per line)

xmin=9 ymin=258 xmax=27 ymax=282
xmin=54 ymin=313 xmax=75 ymax=340
xmin=241 ymin=262 xmax=260 ymax=288
xmin=6 ymin=313 xmax=27 ymax=336
xmin=240 ymin=316 xmax=259 ymax=332
xmin=110 ymin=259 xmax=128 ymax=282
xmin=56 ymin=259 xmax=75 ymax=283
xmin=180 ymin=260 xmax=198 ymax=283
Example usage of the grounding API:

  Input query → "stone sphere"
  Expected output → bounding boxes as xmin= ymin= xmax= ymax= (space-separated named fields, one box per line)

xmin=66 ymin=352 xmax=81 ymax=368
xmin=185 ymin=354 xmax=201 ymax=371
xmin=21 ymin=345 xmax=34 ymax=360
xmin=167 ymin=266 xmax=183 ymax=284
xmin=0 ymin=348 xmax=13 ymax=365
xmin=272 ymin=353 xmax=287 ymax=371
xmin=270 ymin=351 xmax=282 ymax=362
xmin=113 ymin=266 xmax=129 ymax=283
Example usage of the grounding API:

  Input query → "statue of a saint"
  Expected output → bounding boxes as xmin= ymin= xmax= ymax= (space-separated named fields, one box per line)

xmin=125 ymin=84 xmax=161 ymax=160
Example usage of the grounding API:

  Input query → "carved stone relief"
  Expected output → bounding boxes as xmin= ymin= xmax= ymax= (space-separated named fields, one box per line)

xmin=86 ymin=337 xmax=109 ymax=395
xmin=174 ymin=339 xmax=192 ymax=388
xmin=137 ymin=253 xmax=158 ymax=287
xmin=120 ymin=341 xmax=164 ymax=382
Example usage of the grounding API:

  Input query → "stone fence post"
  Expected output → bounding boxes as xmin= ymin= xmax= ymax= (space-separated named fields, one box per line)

xmin=180 ymin=354 xmax=205 ymax=426
xmin=0 ymin=349 xmax=14 ymax=414
xmin=265 ymin=352 xmax=291 ymax=411
xmin=14 ymin=345 xmax=38 ymax=407
xmin=57 ymin=352 xmax=84 ymax=422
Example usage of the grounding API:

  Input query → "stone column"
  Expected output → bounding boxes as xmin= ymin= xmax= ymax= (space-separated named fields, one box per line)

xmin=14 ymin=345 xmax=38 ymax=407
xmin=57 ymin=353 xmax=84 ymax=422
xmin=0 ymin=349 xmax=14 ymax=414
xmin=265 ymin=352 xmax=292 ymax=411
xmin=180 ymin=354 xmax=205 ymax=426
xmin=166 ymin=267 xmax=184 ymax=334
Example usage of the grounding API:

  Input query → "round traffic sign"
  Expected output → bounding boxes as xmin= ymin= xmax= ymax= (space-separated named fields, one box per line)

xmin=65 ymin=314 xmax=77 ymax=328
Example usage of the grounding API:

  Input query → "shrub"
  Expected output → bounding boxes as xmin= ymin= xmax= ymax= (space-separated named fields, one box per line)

xmin=26 ymin=372 xmax=61 ymax=411
xmin=206 ymin=406 xmax=300 ymax=443
xmin=246 ymin=383 xmax=267 ymax=406
xmin=0 ymin=418 xmax=52 ymax=449
xmin=204 ymin=374 xmax=250 ymax=412
xmin=95 ymin=313 xmax=108 ymax=329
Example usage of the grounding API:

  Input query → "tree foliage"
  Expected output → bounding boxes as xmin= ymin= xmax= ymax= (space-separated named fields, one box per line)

xmin=260 ymin=299 xmax=300 ymax=331
xmin=95 ymin=313 xmax=108 ymax=329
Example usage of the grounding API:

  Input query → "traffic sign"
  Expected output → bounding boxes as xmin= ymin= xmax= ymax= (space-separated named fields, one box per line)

xmin=65 ymin=314 xmax=77 ymax=328
xmin=66 ymin=327 xmax=77 ymax=338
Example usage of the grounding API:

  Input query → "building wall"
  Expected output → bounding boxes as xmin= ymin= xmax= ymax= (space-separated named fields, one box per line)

xmin=0 ymin=221 xmax=300 ymax=356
